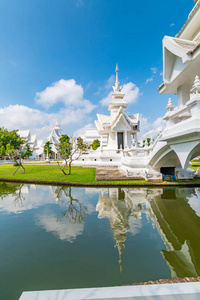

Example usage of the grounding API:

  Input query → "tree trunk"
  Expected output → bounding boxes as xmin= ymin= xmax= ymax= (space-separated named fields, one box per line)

xmin=20 ymin=162 xmax=25 ymax=174
xmin=13 ymin=158 xmax=25 ymax=175
xmin=57 ymin=161 xmax=67 ymax=175
xmin=67 ymin=161 xmax=72 ymax=175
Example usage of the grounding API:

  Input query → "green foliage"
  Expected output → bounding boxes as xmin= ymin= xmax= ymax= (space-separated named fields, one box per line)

xmin=0 ymin=127 xmax=24 ymax=157
xmin=90 ymin=139 xmax=100 ymax=150
xmin=56 ymin=135 xmax=88 ymax=175
xmin=77 ymin=137 xmax=88 ymax=152
xmin=44 ymin=141 xmax=53 ymax=155
xmin=22 ymin=144 xmax=33 ymax=159
xmin=0 ymin=182 xmax=20 ymax=199
xmin=57 ymin=134 xmax=72 ymax=159
xmin=0 ymin=146 xmax=6 ymax=157
xmin=13 ymin=162 xmax=19 ymax=166
xmin=142 ymin=138 xmax=152 ymax=147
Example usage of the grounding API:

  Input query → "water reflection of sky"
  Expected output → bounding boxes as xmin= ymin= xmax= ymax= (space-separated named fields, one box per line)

xmin=1 ymin=183 xmax=200 ymax=283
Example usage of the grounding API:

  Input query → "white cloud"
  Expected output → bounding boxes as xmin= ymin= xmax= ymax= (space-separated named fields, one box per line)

xmin=138 ymin=116 xmax=166 ymax=140
xmin=35 ymin=79 xmax=92 ymax=110
xmin=0 ymin=79 xmax=96 ymax=140
xmin=145 ymin=77 xmax=154 ymax=84
xmin=100 ymin=82 xmax=140 ymax=106
xmin=160 ymin=72 xmax=163 ymax=76
xmin=0 ymin=185 xmax=55 ymax=214
xmin=73 ymin=123 xmax=95 ymax=137
xmin=123 ymin=82 xmax=140 ymax=103
xmin=151 ymin=67 xmax=157 ymax=74
xmin=145 ymin=67 xmax=158 ymax=84
xmin=0 ymin=104 xmax=96 ymax=140
xmin=170 ymin=23 xmax=175 ymax=27
xmin=35 ymin=210 xmax=84 ymax=242
xmin=0 ymin=104 xmax=51 ymax=129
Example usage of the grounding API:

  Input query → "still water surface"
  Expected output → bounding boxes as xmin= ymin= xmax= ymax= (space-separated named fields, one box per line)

xmin=0 ymin=183 xmax=200 ymax=299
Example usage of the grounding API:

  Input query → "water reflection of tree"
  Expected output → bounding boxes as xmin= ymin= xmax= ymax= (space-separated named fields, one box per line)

xmin=0 ymin=182 xmax=25 ymax=208
xmin=55 ymin=186 xmax=88 ymax=224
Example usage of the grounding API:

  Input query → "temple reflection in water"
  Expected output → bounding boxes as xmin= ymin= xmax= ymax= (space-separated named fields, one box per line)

xmin=1 ymin=182 xmax=200 ymax=278
xmin=96 ymin=186 xmax=200 ymax=277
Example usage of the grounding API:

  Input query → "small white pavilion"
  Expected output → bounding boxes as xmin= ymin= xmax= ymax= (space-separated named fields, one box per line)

xmin=17 ymin=121 xmax=62 ymax=160
xmin=47 ymin=121 xmax=62 ymax=158
xmin=18 ymin=129 xmax=44 ymax=159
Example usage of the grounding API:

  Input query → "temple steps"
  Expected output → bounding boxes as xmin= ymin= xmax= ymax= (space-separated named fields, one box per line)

xmin=95 ymin=166 xmax=143 ymax=181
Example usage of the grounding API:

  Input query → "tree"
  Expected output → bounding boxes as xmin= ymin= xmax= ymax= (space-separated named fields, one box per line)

xmin=0 ymin=128 xmax=24 ymax=154
xmin=43 ymin=141 xmax=53 ymax=156
xmin=56 ymin=135 xmax=88 ymax=175
xmin=90 ymin=139 xmax=100 ymax=150
xmin=22 ymin=144 xmax=33 ymax=159
xmin=55 ymin=186 xmax=88 ymax=224
xmin=0 ymin=128 xmax=25 ymax=175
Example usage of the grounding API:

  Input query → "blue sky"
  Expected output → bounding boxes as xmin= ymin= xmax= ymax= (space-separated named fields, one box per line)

xmin=0 ymin=0 xmax=195 ymax=140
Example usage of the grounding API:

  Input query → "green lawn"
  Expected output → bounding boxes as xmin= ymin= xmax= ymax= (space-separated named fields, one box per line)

xmin=0 ymin=164 xmax=96 ymax=183
xmin=0 ymin=164 xmax=148 ymax=184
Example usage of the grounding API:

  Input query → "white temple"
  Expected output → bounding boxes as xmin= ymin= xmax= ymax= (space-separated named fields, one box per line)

xmin=18 ymin=129 xmax=44 ymax=159
xmin=78 ymin=0 xmax=200 ymax=181
xmin=18 ymin=121 xmax=62 ymax=159
xmin=47 ymin=121 xmax=62 ymax=159
xmin=78 ymin=64 xmax=140 ymax=166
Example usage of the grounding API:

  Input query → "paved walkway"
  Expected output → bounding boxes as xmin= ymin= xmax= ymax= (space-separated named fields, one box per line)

xmin=95 ymin=166 xmax=143 ymax=181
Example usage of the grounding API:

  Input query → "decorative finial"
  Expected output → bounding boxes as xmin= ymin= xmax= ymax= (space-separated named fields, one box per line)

xmin=190 ymin=75 xmax=200 ymax=94
xmin=55 ymin=120 xmax=60 ymax=126
xmin=166 ymin=98 xmax=175 ymax=111
xmin=115 ymin=63 xmax=119 ymax=73
xmin=113 ymin=64 xmax=122 ymax=92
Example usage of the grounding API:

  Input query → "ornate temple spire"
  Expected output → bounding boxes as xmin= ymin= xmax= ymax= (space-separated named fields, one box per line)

xmin=190 ymin=75 xmax=200 ymax=94
xmin=166 ymin=98 xmax=175 ymax=111
xmin=113 ymin=64 xmax=122 ymax=92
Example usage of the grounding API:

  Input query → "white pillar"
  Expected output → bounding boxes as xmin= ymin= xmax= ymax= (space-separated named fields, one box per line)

xmin=124 ymin=130 xmax=127 ymax=148
xmin=100 ymin=135 xmax=103 ymax=149
xmin=115 ymin=131 xmax=118 ymax=150
xmin=177 ymin=85 xmax=190 ymax=107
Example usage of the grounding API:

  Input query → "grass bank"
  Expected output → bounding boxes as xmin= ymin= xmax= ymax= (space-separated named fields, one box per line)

xmin=0 ymin=164 xmax=96 ymax=183
xmin=0 ymin=164 xmax=148 ymax=184
xmin=0 ymin=164 xmax=200 ymax=186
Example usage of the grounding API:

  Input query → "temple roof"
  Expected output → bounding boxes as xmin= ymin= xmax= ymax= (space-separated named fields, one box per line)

xmin=97 ymin=114 xmax=109 ymax=124
xmin=18 ymin=129 xmax=30 ymax=139
xmin=158 ymin=35 xmax=200 ymax=93
xmin=172 ymin=37 xmax=197 ymax=51
xmin=95 ymin=107 xmax=139 ymax=132
xmin=176 ymin=0 xmax=200 ymax=39
xmin=27 ymin=134 xmax=36 ymax=144
xmin=95 ymin=120 xmax=104 ymax=131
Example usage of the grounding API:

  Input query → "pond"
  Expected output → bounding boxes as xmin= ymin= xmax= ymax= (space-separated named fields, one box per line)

xmin=1 ymin=183 xmax=200 ymax=300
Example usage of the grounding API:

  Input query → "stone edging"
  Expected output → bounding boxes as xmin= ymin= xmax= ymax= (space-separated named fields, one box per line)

xmin=1 ymin=177 xmax=200 ymax=187
xmin=123 ymin=277 xmax=200 ymax=286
